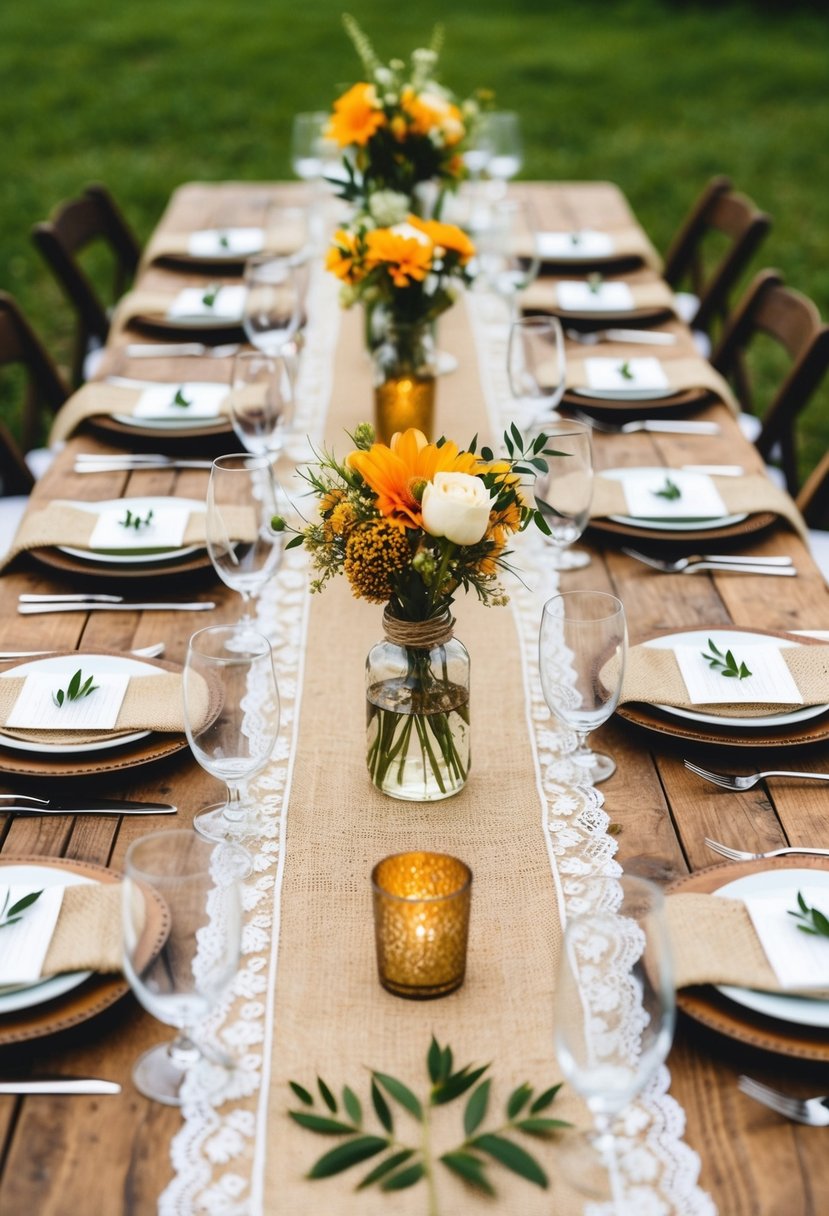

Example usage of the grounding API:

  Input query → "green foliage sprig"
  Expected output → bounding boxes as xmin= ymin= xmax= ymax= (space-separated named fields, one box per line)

xmin=789 ymin=891 xmax=829 ymax=938
xmin=120 ymin=507 xmax=155 ymax=531
xmin=0 ymin=888 xmax=42 ymax=930
xmin=617 ymin=359 xmax=634 ymax=380
xmin=653 ymin=476 xmax=681 ymax=501
xmin=288 ymin=1035 xmax=570 ymax=1211
xmin=701 ymin=638 xmax=752 ymax=680
xmin=52 ymin=668 xmax=99 ymax=709
xmin=171 ymin=387 xmax=192 ymax=408
xmin=201 ymin=283 xmax=221 ymax=308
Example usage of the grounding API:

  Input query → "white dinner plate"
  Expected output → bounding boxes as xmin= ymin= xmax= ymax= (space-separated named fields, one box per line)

xmin=572 ymin=386 xmax=676 ymax=402
xmin=111 ymin=413 xmax=228 ymax=432
xmin=0 ymin=653 xmax=165 ymax=755
xmin=56 ymin=497 xmax=205 ymax=566
xmin=714 ymin=868 xmax=829 ymax=1028
xmin=642 ymin=628 xmax=829 ymax=729
xmin=602 ymin=467 xmax=747 ymax=532
xmin=0 ymin=864 xmax=94 ymax=1015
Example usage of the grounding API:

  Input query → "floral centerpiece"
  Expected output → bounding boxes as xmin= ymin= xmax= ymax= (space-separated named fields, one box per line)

xmin=274 ymin=423 xmax=554 ymax=801
xmin=326 ymin=213 xmax=476 ymax=440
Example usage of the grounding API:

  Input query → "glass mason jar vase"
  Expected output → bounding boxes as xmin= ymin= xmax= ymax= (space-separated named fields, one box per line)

xmin=366 ymin=609 xmax=470 ymax=802
xmin=372 ymin=320 xmax=437 ymax=443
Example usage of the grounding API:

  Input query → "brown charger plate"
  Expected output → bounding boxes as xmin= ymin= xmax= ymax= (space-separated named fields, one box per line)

xmin=668 ymin=857 xmax=829 ymax=1061
xmin=561 ymin=387 xmax=715 ymax=417
xmin=617 ymin=627 xmax=829 ymax=749
xmin=0 ymin=855 xmax=170 ymax=1046
xmin=128 ymin=315 xmax=243 ymax=343
xmin=29 ymin=543 xmax=214 ymax=584
xmin=88 ymin=411 xmax=233 ymax=448
xmin=0 ymin=649 xmax=217 ymax=780
xmin=588 ymin=511 xmax=778 ymax=547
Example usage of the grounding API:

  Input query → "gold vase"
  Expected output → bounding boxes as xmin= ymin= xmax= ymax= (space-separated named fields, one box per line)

xmin=372 ymin=320 xmax=437 ymax=442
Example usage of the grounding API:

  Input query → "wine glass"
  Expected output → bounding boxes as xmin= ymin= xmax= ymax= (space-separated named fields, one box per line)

xmin=477 ymin=198 xmax=541 ymax=317
xmin=554 ymin=873 xmax=675 ymax=1202
xmin=482 ymin=111 xmax=523 ymax=198
xmin=531 ymin=419 xmax=593 ymax=571
xmin=242 ymin=254 xmax=302 ymax=356
xmin=291 ymin=111 xmax=340 ymax=184
xmin=507 ymin=314 xmax=566 ymax=426
xmin=229 ymin=350 xmax=294 ymax=459
xmin=183 ymin=624 xmax=281 ymax=842
xmin=122 ymin=829 xmax=245 ymax=1105
xmin=539 ymin=590 xmax=627 ymax=783
xmin=206 ymin=453 xmax=283 ymax=637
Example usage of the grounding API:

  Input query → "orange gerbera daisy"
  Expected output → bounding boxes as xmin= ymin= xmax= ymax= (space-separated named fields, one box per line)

xmin=364 ymin=226 xmax=433 ymax=288
xmin=400 ymin=88 xmax=464 ymax=146
xmin=348 ymin=428 xmax=481 ymax=529
xmin=325 ymin=229 xmax=365 ymax=284
xmin=408 ymin=216 xmax=475 ymax=265
xmin=327 ymin=82 xmax=385 ymax=147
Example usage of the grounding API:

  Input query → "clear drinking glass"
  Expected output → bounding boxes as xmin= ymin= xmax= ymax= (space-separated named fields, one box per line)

xmin=554 ymin=874 xmax=675 ymax=1202
xmin=539 ymin=590 xmax=627 ymax=783
xmin=183 ymin=625 xmax=281 ymax=842
xmin=206 ymin=453 xmax=283 ymax=637
xmin=229 ymin=351 xmax=294 ymax=459
xmin=532 ymin=419 xmax=593 ymax=570
xmin=291 ymin=111 xmax=338 ymax=182
xmin=122 ymin=829 xmax=244 ymax=1106
xmin=477 ymin=198 xmax=541 ymax=315
xmin=482 ymin=111 xmax=523 ymax=197
xmin=242 ymin=254 xmax=302 ymax=356
xmin=507 ymin=314 xmax=567 ymax=426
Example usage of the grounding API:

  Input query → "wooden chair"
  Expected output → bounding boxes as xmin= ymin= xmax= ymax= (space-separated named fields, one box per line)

xmin=664 ymin=176 xmax=771 ymax=345
xmin=0 ymin=291 xmax=69 ymax=464
xmin=796 ymin=453 xmax=829 ymax=584
xmin=710 ymin=269 xmax=829 ymax=496
xmin=31 ymin=183 xmax=141 ymax=385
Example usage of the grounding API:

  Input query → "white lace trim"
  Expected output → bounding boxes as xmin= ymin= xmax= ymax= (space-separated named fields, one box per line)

xmin=159 ymin=280 xmax=715 ymax=1216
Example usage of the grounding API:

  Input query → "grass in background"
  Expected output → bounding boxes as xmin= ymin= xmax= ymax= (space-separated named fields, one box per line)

xmin=2 ymin=0 xmax=828 ymax=475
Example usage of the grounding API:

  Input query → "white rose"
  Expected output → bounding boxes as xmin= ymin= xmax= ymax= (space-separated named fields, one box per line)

xmin=421 ymin=473 xmax=493 ymax=545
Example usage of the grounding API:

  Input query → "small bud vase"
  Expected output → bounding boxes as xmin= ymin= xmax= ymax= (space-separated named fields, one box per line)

xmin=366 ymin=608 xmax=470 ymax=801
xmin=372 ymin=320 xmax=437 ymax=443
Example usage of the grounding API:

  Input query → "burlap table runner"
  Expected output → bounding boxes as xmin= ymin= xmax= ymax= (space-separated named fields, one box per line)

xmin=0 ymin=501 xmax=256 ymax=571
xmin=141 ymin=218 xmax=306 ymax=270
xmin=668 ymin=892 xmax=829 ymax=997
xmin=264 ymin=304 xmax=585 ymax=1214
xmin=514 ymin=224 xmax=663 ymax=271
xmin=608 ymin=641 xmax=829 ymax=717
xmin=591 ymin=471 xmax=809 ymax=541
xmin=48 ymin=380 xmax=236 ymax=444
xmin=40 ymin=883 xmax=122 ymax=976
xmin=521 ymin=276 xmax=676 ymax=316
xmin=566 ymin=354 xmax=740 ymax=416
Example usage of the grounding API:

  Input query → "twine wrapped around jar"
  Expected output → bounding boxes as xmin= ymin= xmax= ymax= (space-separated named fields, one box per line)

xmin=382 ymin=607 xmax=455 ymax=650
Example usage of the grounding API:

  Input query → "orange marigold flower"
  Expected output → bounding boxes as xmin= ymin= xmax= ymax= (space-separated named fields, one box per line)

xmin=400 ymin=88 xmax=464 ymax=146
xmin=327 ymin=82 xmax=386 ymax=148
xmin=344 ymin=520 xmax=411 ymax=603
xmin=325 ymin=229 xmax=365 ymax=284
xmin=364 ymin=226 xmax=433 ymax=288
xmin=408 ymin=216 xmax=475 ymax=265
xmin=348 ymin=428 xmax=480 ymax=529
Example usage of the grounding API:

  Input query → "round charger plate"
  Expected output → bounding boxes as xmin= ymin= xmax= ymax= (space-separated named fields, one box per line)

xmin=561 ymin=386 xmax=714 ymax=417
xmin=668 ymin=857 xmax=829 ymax=1061
xmin=600 ymin=467 xmax=748 ymax=532
xmin=0 ymin=855 xmax=170 ymax=1046
xmin=87 ymin=413 xmax=234 ymax=447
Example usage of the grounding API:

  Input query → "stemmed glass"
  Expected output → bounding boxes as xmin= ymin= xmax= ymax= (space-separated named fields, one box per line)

xmin=531 ymin=419 xmax=593 ymax=570
xmin=482 ymin=111 xmax=523 ymax=197
xmin=121 ymin=829 xmax=245 ymax=1106
xmin=539 ymin=590 xmax=627 ymax=783
xmin=206 ymin=453 xmax=283 ymax=638
xmin=291 ymin=111 xmax=341 ymax=184
xmin=477 ymin=198 xmax=541 ymax=316
xmin=242 ymin=254 xmax=302 ymax=357
xmin=554 ymin=874 xmax=675 ymax=1202
xmin=183 ymin=624 xmax=281 ymax=842
xmin=507 ymin=314 xmax=566 ymax=427
xmin=229 ymin=350 xmax=294 ymax=459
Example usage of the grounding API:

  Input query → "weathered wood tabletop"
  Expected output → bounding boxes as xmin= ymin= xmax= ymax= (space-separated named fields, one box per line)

xmin=0 ymin=182 xmax=827 ymax=1216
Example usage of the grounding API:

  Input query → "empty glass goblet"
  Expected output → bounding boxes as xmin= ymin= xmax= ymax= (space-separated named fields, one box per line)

xmin=554 ymin=874 xmax=675 ymax=1202
xmin=477 ymin=198 xmax=541 ymax=317
xmin=122 ymin=829 xmax=245 ymax=1106
xmin=482 ymin=111 xmax=523 ymax=197
xmin=229 ymin=350 xmax=294 ymax=459
xmin=242 ymin=254 xmax=302 ymax=357
xmin=531 ymin=419 xmax=593 ymax=570
xmin=507 ymin=314 xmax=566 ymax=427
xmin=539 ymin=590 xmax=627 ymax=783
xmin=183 ymin=624 xmax=281 ymax=842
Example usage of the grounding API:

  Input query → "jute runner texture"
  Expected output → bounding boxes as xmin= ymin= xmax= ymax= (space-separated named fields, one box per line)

xmin=263 ymin=304 xmax=585 ymax=1214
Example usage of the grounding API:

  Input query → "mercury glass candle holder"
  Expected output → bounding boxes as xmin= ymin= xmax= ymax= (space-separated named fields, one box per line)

xmin=371 ymin=851 xmax=472 ymax=999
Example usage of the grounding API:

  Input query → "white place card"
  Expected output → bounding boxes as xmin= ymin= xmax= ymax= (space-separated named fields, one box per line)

xmin=132 ymin=382 xmax=228 ymax=421
xmin=0 ymin=885 xmax=65 ymax=985
xmin=88 ymin=504 xmax=191 ymax=551
xmin=673 ymin=642 xmax=803 ymax=706
xmin=5 ymin=671 xmax=130 ymax=730
xmin=538 ymin=229 xmax=615 ymax=259
xmin=167 ymin=284 xmax=246 ymax=321
xmin=744 ymin=887 xmax=829 ymax=990
xmin=585 ymin=356 xmax=669 ymax=392
xmin=620 ymin=470 xmax=727 ymax=520
xmin=187 ymin=227 xmax=264 ymax=258
xmin=557 ymin=281 xmax=634 ymax=313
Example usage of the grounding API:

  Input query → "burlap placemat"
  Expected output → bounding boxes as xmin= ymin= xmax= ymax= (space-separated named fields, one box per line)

xmin=668 ymin=892 xmax=829 ymax=997
xmin=567 ymin=355 xmax=740 ymax=416
xmin=40 ymin=882 xmax=123 ymax=976
xmin=608 ymin=642 xmax=829 ymax=717
xmin=48 ymin=380 xmax=234 ymax=444
xmin=591 ymin=472 xmax=808 ymax=540
xmin=0 ymin=501 xmax=257 ymax=572
xmin=521 ymin=277 xmax=675 ymax=316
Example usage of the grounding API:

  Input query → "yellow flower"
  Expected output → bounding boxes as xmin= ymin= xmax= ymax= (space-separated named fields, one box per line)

xmin=327 ymin=82 xmax=386 ymax=147
xmin=364 ymin=225 xmax=433 ymax=288
xmin=408 ymin=216 xmax=475 ymax=265
xmin=328 ymin=502 xmax=356 ymax=536
xmin=400 ymin=87 xmax=464 ymax=146
xmin=348 ymin=428 xmax=480 ymax=530
xmin=344 ymin=520 xmax=411 ymax=602
xmin=325 ymin=229 xmax=365 ymax=284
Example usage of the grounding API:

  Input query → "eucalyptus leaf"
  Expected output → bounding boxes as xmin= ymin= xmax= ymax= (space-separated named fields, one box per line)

xmin=427 ymin=1035 xmax=442 ymax=1084
xmin=506 ymin=1082 xmax=533 ymax=1119
xmin=463 ymin=1078 xmax=491 ymax=1136
xmin=371 ymin=1078 xmax=393 ymax=1133
xmin=289 ymin=1112 xmax=355 ymax=1135
xmin=289 ymin=1081 xmax=313 ymax=1106
xmin=440 ymin=1151 xmax=495 ymax=1195
xmin=5 ymin=890 xmax=43 ymax=920
xmin=432 ymin=1063 xmax=489 ymax=1105
xmin=317 ymin=1077 xmax=338 ymax=1113
xmin=343 ymin=1086 xmax=362 ymax=1126
xmin=515 ymin=1116 xmax=572 ymax=1135
xmin=374 ymin=1072 xmax=423 ymax=1120
xmin=307 ymin=1135 xmax=388 ymax=1179
xmin=380 ymin=1162 xmax=425 ymax=1191
xmin=529 ymin=1083 xmax=563 ymax=1113
xmin=472 ymin=1133 xmax=548 ymax=1188
xmin=357 ymin=1149 xmax=415 ymax=1190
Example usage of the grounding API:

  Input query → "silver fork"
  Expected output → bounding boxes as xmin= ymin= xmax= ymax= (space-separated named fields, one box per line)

xmin=705 ymin=836 xmax=829 ymax=861
xmin=738 ymin=1076 xmax=829 ymax=1126
xmin=565 ymin=408 xmax=719 ymax=436
xmin=685 ymin=761 xmax=829 ymax=791
xmin=565 ymin=327 xmax=678 ymax=346
xmin=623 ymin=548 xmax=795 ymax=574
xmin=124 ymin=342 xmax=240 ymax=359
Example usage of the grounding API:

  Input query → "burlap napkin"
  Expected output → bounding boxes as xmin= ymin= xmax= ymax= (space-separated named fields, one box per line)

xmin=515 ymin=225 xmax=663 ymax=271
xmin=48 ymin=380 xmax=236 ymax=444
xmin=521 ymin=277 xmax=676 ymax=316
xmin=667 ymin=892 xmax=829 ymax=997
xmin=566 ymin=354 xmax=740 ymax=417
xmin=0 ymin=501 xmax=257 ymax=572
xmin=591 ymin=472 xmax=809 ymax=541
xmin=608 ymin=641 xmax=829 ymax=717
xmin=40 ymin=883 xmax=123 ymax=976
xmin=141 ymin=219 xmax=306 ymax=269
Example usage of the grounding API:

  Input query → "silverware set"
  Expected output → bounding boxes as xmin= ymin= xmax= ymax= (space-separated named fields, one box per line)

xmin=0 ymin=642 xmax=165 ymax=660
xmin=564 ymin=407 xmax=720 ymax=436
xmin=123 ymin=341 xmax=240 ymax=358
xmin=565 ymin=327 xmax=678 ymax=346
xmin=0 ymin=1078 xmax=121 ymax=1096
xmin=74 ymin=453 xmax=214 ymax=473
xmin=18 ymin=594 xmax=215 ymax=614
xmin=623 ymin=548 xmax=796 ymax=576
xmin=0 ymin=794 xmax=176 ymax=816
xmin=705 ymin=836 xmax=829 ymax=861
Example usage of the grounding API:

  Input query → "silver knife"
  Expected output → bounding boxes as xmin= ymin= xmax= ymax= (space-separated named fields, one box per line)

xmin=601 ymin=328 xmax=678 ymax=345
xmin=636 ymin=420 xmax=720 ymax=435
xmin=0 ymin=1079 xmax=121 ymax=1095
xmin=0 ymin=794 xmax=176 ymax=815
xmin=74 ymin=460 xmax=214 ymax=473
xmin=18 ymin=601 xmax=216 ymax=614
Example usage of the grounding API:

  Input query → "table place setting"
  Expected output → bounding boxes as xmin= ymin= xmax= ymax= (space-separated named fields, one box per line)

xmin=110 ymin=283 xmax=247 ymax=337
xmin=532 ymin=225 xmax=663 ymax=271
xmin=48 ymin=379 xmax=235 ymax=444
xmin=520 ymin=274 xmax=676 ymax=324
xmin=141 ymin=220 xmax=307 ymax=270
xmin=562 ymin=353 xmax=739 ymax=414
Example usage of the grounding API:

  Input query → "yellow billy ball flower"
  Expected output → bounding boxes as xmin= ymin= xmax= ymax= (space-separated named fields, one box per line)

xmin=344 ymin=520 xmax=411 ymax=603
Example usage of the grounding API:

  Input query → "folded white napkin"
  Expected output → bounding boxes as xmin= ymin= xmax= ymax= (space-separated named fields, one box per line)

xmin=130 ymin=382 xmax=228 ymax=421
xmin=584 ymin=355 xmax=669 ymax=391
xmin=187 ymin=227 xmax=264 ymax=258
xmin=0 ymin=885 xmax=65 ymax=985
xmin=619 ymin=469 xmax=727 ymax=520
xmin=673 ymin=643 xmax=803 ymax=706
xmin=538 ymin=230 xmax=615 ymax=259
xmin=557 ymin=281 xmax=634 ymax=312
xmin=167 ymin=284 xmax=246 ymax=321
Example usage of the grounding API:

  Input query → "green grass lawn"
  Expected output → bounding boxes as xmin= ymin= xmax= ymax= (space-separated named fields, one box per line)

xmin=3 ymin=0 xmax=829 ymax=475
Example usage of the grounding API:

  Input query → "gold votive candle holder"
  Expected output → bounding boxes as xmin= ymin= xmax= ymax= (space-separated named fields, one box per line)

xmin=371 ymin=851 xmax=472 ymax=999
